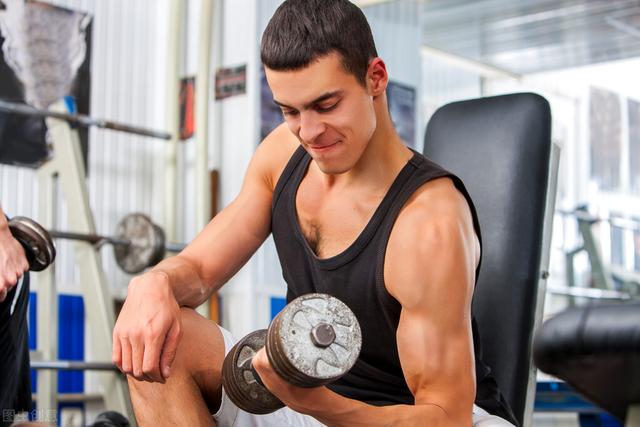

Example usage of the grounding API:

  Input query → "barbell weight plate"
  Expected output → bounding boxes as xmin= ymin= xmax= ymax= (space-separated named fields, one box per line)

xmin=149 ymin=223 xmax=167 ymax=266
xmin=221 ymin=329 xmax=284 ymax=415
xmin=8 ymin=217 xmax=56 ymax=272
xmin=266 ymin=293 xmax=362 ymax=388
xmin=113 ymin=213 xmax=164 ymax=274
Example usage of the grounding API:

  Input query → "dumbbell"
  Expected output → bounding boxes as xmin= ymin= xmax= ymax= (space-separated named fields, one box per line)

xmin=7 ymin=216 xmax=56 ymax=272
xmin=221 ymin=293 xmax=362 ymax=414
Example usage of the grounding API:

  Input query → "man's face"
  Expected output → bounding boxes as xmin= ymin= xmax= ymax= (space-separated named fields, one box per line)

xmin=265 ymin=52 xmax=377 ymax=175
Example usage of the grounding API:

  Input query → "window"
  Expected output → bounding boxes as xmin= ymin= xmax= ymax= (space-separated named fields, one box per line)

xmin=590 ymin=87 xmax=622 ymax=191
xmin=628 ymin=99 xmax=640 ymax=195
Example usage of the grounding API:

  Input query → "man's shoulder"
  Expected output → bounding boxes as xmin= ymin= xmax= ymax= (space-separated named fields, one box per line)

xmin=253 ymin=123 xmax=299 ymax=192
xmin=395 ymin=176 xmax=472 ymax=233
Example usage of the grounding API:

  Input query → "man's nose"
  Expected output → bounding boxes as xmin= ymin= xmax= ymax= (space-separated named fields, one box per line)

xmin=298 ymin=112 xmax=325 ymax=143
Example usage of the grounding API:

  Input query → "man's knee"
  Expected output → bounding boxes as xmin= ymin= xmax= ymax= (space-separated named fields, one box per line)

xmin=128 ymin=307 xmax=226 ymax=394
xmin=173 ymin=307 xmax=226 ymax=370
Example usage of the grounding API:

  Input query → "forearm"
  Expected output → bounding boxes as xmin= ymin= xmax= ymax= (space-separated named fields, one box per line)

xmin=303 ymin=388 xmax=468 ymax=427
xmin=143 ymin=255 xmax=212 ymax=308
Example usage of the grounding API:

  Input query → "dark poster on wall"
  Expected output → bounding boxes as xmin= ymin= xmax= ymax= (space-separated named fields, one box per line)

xmin=259 ymin=66 xmax=283 ymax=142
xmin=0 ymin=1 xmax=92 ymax=169
xmin=179 ymin=77 xmax=195 ymax=140
xmin=387 ymin=80 xmax=416 ymax=149
xmin=215 ymin=64 xmax=246 ymax=101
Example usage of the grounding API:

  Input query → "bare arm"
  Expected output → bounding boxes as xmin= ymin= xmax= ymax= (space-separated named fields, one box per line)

xmin=253 ymin=178 xmax=479 ymax=426
xmin=147 ymin=126 xmax=294 ymax=307
xmin=383 ymin=178 xmax=479 ymax=425
xmin=113 ymin=124 xmax=298 ymax=381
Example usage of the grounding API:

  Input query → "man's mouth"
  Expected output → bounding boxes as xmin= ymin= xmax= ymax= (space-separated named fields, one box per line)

xmin=309 ymin=141 xmax=340 ymax=152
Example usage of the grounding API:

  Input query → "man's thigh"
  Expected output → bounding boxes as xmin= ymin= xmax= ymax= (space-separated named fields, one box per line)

xmin=472 ymin=405 xmax=516 ymax=427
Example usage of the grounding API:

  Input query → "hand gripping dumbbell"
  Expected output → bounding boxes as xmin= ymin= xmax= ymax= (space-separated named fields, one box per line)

xmin=7 ymin=216 xmax=56 ymax=272
xmin=221 ymin=293 xmax=362 ymax=414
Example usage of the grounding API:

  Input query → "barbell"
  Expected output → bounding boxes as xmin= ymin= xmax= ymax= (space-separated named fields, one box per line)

xmin=0 ymin=99 xmax=172 ymax=140
xmin=8 ymin=213 xmax=187 ymax=274
xmin=30 ymin=360 xmax=118 ymax=371
xmin=222 ymin=293 xmax=362 ymax=414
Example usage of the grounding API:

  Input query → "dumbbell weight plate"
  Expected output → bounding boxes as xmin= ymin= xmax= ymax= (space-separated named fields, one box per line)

xmin=113 ymin=214 xmax=166 ymax=274
xmin=221 ymin=329 xmax=285 ymax=415
xmin=266 ymin=293 xmax=362 ymax=388
xmin=8 ymin=216 xmax=56 ymax=271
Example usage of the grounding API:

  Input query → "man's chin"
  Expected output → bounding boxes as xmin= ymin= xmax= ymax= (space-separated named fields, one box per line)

xmin=314 ymin=160 xmax=350 ymax=175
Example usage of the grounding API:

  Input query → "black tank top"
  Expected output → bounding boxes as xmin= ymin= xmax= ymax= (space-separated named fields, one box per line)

xmin=271 ymin=146 xmax=517 ymax=425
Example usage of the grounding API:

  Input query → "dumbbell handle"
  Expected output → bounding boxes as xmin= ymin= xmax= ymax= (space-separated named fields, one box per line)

xmin=249 ymin=364 xmax=266 ymax=388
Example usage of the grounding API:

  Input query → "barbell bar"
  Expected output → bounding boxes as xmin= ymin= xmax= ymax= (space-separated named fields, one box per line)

xmin=9 ymin=213 xmax=187 ymax=274
xmin=31 ymin=360 xmax=118 ymax=371
xmin=0 ymin=99 xmax=172 ymax=140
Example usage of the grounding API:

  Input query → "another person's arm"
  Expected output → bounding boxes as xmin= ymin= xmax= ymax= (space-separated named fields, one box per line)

xmin=113 ymin=124 xmax=297 ymax=382
xmin=253 ymin=178 xmax=479 ymax=427
xmin=0 ymin=204 xmax=30 ymax=303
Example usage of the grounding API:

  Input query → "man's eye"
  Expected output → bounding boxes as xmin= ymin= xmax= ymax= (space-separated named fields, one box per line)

xmin=316 ymin=103 xmax=338 ymax=113
xmin=282 ymin=110 xmax=298 ymax=117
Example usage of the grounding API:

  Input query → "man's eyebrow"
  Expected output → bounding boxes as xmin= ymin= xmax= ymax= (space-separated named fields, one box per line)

xmin=273 ymin=91 xmax=343 ymax=110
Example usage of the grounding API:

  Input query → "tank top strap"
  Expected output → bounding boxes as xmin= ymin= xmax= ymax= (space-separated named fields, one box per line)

xmin=272 ymin=145 xmax=308 ymax=212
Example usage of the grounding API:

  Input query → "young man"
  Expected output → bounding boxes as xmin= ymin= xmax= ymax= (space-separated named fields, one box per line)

xmin=0 ymin=205 xmax=32 ymax=426
xmin=113 ymin=1 xmax=517 ymax=425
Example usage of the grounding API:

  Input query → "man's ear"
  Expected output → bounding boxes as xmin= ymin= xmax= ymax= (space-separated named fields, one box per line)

xmin=366 ymin=58 xmax=388 ymax=97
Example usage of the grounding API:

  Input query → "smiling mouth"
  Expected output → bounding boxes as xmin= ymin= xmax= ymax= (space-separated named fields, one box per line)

xmin=309 ymin=141 xmax=340 ymax=152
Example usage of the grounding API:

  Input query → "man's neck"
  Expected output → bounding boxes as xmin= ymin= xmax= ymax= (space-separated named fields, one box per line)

xmin=317 ymin=114 xmax=412 ymax=194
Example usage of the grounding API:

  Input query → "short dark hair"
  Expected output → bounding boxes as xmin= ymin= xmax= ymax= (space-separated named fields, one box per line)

xmin=260 ymin=0 xmax=378 ymax=86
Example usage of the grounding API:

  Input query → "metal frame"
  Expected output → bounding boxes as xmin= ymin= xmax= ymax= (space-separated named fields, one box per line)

xmin=35 ymin=101 xmax=135 ymax=424
xmin=558 ymin=209 xmax=640 ymax=303
xmin=523 ymin=142 xmax=561 ymax=427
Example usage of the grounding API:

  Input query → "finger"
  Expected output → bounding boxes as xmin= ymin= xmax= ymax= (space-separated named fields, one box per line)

xmin=3 ymin=273 xmax=17 ymax=291
xmin=160 ymin=321 xmax=181 ymax=380
xmin=120 ymin=337 xmax=133 ymax=375
xmin=130 ymin=337 xmax=146 ymax=380
xmin=142 ymin=334 xmax=164 ymax=383
xmin=112 ymin=331 xmax=123 ymax=370
xmin=251 ymin=349 xmax=279 ymax=393
xmin=0 ymin=287 xmax=7 ymax=303
xmin=252 ymin=348 xmax=270 ymax=376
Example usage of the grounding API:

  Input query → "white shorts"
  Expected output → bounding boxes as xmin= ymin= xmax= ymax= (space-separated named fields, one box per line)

xmin=213 ymin=326 xmax=515 ymax=427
